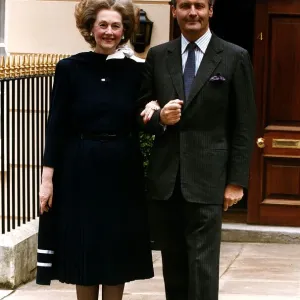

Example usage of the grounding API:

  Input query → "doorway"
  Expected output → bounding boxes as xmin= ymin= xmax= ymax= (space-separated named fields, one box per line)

xmin=171 ymin=0 xmax=256 ymax=60
xmin=170 ymin=0 xmax=256 ymax=217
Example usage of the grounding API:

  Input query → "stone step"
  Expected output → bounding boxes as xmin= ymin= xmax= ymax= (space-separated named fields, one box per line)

xmin=222 ymin=223 xmax=300 ymax=244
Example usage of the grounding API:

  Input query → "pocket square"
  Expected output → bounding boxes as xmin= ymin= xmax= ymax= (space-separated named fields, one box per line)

xmin=209 ymin=74 xmax=226 ymax=82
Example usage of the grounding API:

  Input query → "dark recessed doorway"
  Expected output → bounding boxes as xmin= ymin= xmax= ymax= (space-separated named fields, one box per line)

xmin=170 ymin=0 xmax=255 ymax=58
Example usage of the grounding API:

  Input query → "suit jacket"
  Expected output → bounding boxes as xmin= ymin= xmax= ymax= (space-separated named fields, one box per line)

xmin=138 ymin=33 xmax=256 ymax=204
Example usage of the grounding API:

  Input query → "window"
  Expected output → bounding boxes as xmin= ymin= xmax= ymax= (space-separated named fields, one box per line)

xmin=0 ymin=0 xmax=7 ymax=56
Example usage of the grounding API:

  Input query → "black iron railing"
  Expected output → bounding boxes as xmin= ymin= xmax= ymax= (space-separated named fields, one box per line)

xmin=0 ymin=54 xmax=67 ymax=234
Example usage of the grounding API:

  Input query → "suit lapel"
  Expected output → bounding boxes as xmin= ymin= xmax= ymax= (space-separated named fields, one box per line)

xmin=167 ymin=38 xmax=185 ymax=101
xmin=183 ymin=34 xmax=224 ymax=111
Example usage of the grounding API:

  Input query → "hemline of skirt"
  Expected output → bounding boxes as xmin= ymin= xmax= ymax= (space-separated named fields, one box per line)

xmin=36 ymin=273 xmax=154 ymax=286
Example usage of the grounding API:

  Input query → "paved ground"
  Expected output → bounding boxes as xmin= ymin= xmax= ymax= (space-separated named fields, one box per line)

xmin=1 ymin=242 xmax=300 ymax=299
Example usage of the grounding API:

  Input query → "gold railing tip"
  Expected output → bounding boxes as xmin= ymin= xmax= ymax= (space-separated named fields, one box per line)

xmin=45 ymin=54 xmax=51 ymax=74
xmin=51 ymin=54 xmax=56 ymax=72
xmin=29 ymin=55 xmax=35 ymax=75
xmin=4 ymin=56 xmax=9 ymax=78
xmin=1 ymin=53 xmax=66 ymax=78
xmin=44 ymin=54 xmax=48 ymax=65
xmin=34 ymin=54 xmax=40 ymax=75
xmin=10 ymin=56 xmax=16 ymax=77
xmin=4 ymin=56 xmax=10 ymax=76
xmin=15 ymin=55 xmax=20 ymax=66
xmin=40 ymin=54 xmax=43 ymax=72
xmin=52 ymin=54 xmax=56 ymax=64
xmin=24 ymin=55 xmax=30 ymax=76
xmin=54 ymin=54 xmax=58 ymax=72
xmin=19 ymin=55 xmax=24 ymax=77
xmin=5 ymin=56 xmax=10 ymax=67
xmin=0 ymin=56 xmax=4 ymax=79
xmin=41 ymin=54 xmax=45 ymax=75
xmin=16 ymin=55 xmax=21 ymax=77
xmin=34 ymin=54 xmax=39 ymax=64
xmin=42 ymin=53 xmax=47 ymax=64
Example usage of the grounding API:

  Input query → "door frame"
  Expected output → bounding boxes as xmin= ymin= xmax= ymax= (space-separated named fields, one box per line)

xmin=247 ymin=0 xmax=267 ymax=224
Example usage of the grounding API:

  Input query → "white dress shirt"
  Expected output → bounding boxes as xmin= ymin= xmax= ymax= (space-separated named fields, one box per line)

xmin=181 ymin=29 xmax=212 ymax=75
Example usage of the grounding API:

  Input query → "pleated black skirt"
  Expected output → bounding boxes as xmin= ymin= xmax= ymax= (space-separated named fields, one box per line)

xmin=37 ymin=136 xmax=154 ymax=285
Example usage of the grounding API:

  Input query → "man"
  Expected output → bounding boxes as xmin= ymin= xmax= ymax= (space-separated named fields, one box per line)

xmin=139 ymin=0 xmax=256 ymax=299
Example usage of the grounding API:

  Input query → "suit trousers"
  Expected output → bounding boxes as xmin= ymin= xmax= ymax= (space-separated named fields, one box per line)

xmin=148 ymin=182 xmax=223 ymax=300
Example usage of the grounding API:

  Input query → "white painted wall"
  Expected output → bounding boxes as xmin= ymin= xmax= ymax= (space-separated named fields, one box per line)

xmin=6 ymin=0 xmax=170 ymax=56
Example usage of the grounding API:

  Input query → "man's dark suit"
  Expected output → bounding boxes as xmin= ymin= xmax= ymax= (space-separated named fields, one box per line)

xmin=139 ymin=33 xmax=256 ymax=300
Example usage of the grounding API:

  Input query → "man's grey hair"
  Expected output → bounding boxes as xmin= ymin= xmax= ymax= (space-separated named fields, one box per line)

xmin=170 ymin=0 xmax=215 ymax=7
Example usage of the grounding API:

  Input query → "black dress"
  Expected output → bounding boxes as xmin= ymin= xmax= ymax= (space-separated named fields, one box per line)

xmin=36 ymin=52 xmax=154 ymax=286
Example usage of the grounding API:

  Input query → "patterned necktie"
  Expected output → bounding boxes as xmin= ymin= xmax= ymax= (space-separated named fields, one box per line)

xmin=183 ymin=42 xmax=197 ymax=100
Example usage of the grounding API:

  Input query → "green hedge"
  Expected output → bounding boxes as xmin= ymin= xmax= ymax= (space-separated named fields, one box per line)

xmin=140 ymin=132 xmax=154 ymax=173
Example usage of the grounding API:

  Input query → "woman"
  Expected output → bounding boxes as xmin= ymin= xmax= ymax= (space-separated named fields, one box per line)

xmin=36 ymin=0 xmax=156 ymax=299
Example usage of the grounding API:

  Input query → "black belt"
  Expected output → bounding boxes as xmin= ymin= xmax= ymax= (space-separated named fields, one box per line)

xmin=79 ymin=132 xmax=132 ymax=141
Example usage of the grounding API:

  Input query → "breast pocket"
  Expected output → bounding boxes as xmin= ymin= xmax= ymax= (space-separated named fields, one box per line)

xmin=201 ymin=80 xmax=230 ymax=111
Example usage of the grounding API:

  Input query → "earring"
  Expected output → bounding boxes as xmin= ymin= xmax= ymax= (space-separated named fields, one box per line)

xmin=121 ymin=35 xmax=125 ymax=40
xmin=90 ymin=32 xmax=93 ymax=37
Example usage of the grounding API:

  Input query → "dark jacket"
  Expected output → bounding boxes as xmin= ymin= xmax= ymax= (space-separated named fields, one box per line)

xmin=138 ymin=34 xmax=257 ymax=204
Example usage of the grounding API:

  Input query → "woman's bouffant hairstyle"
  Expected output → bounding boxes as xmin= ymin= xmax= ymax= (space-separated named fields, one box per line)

xmin=75 ymin=0 xmax=136 ymax=48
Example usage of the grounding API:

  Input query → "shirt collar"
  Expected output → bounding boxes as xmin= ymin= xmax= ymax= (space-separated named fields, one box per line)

xmin=181 ymin=28 xmax=212 ymax=54
xmin=106 ymin=45 xmax=144 ymax=62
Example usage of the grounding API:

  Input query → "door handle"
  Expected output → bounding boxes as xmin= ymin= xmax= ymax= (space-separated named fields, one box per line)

xmin=256 ymin=137 xmax=265 ymax=148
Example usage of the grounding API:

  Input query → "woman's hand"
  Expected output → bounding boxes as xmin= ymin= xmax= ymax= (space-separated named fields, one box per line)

xmin=39 ymin=167 xmax=54 ymax=214
xmin=140 ymin=100 xmax=161 ymax=124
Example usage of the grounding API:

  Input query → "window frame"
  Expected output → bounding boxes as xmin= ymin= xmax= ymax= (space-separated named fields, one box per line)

xmin=0 ymin=0 xmax=7 ymax=56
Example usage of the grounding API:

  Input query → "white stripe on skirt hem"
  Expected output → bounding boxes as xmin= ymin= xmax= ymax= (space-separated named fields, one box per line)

xmin=37 ymin=262 xmax=52 ymax=267
xmin=37 ymin=249 xmax=54 ymax=254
